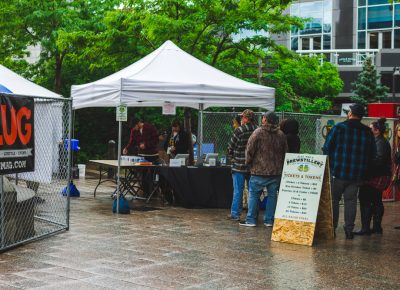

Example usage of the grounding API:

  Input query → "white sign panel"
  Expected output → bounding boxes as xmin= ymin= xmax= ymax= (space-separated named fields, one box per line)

xmin=275 ymin=153 xmax=327 ymax=223
xmin=169 ymin=159 xmax=182 ymax=167
xmin=162 ymin=103 xmax=176 ymax=115
xmin=116 ymin=105 xmax=127 ymax=122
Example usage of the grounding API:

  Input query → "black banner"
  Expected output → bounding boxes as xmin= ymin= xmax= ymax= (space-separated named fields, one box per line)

xmin=0 ymin=94 xmax=35 ymax=174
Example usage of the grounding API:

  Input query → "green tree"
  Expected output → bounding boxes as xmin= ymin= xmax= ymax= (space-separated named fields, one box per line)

xmin=265 ymin=50 xmax=343 ymax=113
xmin=351 ymin=57 xmax=389 ymax=106
xmin=0 ymin=0 xmax=119 ymax=94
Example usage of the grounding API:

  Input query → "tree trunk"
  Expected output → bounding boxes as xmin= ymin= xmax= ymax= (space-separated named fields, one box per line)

xmin=184 ymin=107 xmax=194 ymax=165
xmin=54 ymin=51 xmax=66 ymax=94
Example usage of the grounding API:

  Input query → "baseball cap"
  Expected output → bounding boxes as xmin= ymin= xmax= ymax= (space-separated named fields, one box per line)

xmin=262 ymin=111 xmax=279 ymax=125
xmin=349 ymin=103 xmax=365 ymax=117
xmin=239 ymin=109 xmax=254 ymax=120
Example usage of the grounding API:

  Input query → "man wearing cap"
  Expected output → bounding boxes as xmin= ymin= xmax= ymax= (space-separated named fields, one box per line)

xmin=227 ymin=109 xmax=258 ymax=221
xmin=323 ymin=103 xmax=376 ymax=239
xmin=240 ymin=111 xmax=287 ymax=227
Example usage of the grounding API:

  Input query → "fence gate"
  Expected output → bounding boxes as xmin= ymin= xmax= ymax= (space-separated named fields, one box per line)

xmin=0 ymin=94 xmax=71 ymax=251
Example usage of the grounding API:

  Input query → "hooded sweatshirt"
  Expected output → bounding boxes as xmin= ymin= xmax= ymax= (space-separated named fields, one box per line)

xmin=246 ymin=124 xmax=288 ymax=176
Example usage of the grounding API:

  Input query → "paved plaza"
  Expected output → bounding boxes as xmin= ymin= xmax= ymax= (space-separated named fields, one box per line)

xmin=0 ymin=177 xmax=400 ymax=289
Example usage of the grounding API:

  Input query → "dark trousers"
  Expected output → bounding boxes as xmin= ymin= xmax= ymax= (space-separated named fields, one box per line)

xmin=358 ymin=184 xmax=384 ymax=229
xmin=332 ymin=178 xmax=359 ymax=232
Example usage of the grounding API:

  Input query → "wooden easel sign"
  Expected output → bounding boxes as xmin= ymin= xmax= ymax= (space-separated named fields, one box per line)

xmin=271 ymin=153 xmax=334 ymax=246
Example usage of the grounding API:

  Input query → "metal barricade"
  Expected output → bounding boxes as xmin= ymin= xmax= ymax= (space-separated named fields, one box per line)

xmin=0 ymin=95 xmax=71 ymax=251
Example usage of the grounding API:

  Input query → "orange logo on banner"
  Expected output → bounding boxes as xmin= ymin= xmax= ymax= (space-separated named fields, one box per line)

xmin=0 ymin=105 xmax=32 ymax=146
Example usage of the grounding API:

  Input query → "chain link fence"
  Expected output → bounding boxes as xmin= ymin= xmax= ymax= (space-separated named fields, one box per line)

xmin=0 ymin=95 xmax=71 ymax=251
xmin=201 ymin=111 xmax=323 ymax=156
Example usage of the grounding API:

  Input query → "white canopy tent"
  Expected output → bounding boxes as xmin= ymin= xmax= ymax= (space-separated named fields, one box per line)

xmin=0 ymin=65 xmax=64 ymax=183
xmin=0 ymin=64 xmax=62 ymax=99
xmin=71 ymin=41 xmax=275 ymax=212
xmin=71 ymin=40 xmax=275 ymax=110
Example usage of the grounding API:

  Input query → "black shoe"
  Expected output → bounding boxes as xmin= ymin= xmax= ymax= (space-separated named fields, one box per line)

xmin=371 ymin=227 xmax=383 ymax=234
xmin=353 ymin=228 xmax=371 ymax=236
xmin=345 ymin=230 xmax=354 ymax=240
xmin=394 ymin=226 xmax=400 ymax=230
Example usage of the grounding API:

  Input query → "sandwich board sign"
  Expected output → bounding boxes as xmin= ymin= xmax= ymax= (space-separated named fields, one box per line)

xmin=271 ymin=153 xmax=334 ymax=246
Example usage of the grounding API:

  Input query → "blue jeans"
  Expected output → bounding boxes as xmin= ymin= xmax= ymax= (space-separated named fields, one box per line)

xmin=230 ymin=172 xmax=248 ymax=218
xmin=246 ymin=175 xmax=280 ymax=225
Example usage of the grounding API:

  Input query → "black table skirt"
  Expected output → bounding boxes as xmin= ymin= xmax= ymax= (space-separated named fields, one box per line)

xmin=158 ymin=166 xmax=233 ymax=208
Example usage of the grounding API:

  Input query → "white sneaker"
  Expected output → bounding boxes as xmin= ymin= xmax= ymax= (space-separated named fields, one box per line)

xmin=239 ymin=221 xmax=256 ymax=227
xmin=264 ymin=223 xmax=273 ymax=227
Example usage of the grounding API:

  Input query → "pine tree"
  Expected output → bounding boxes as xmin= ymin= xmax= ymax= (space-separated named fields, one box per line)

xmin=351 ymin=57 xmax=389 ymax=106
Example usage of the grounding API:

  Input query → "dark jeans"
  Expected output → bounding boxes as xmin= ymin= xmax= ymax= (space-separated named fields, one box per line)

xmin=332 ymin=178 xmax=359 ymax=232
xmin=358 ymin=184 xmax=384 ymax=222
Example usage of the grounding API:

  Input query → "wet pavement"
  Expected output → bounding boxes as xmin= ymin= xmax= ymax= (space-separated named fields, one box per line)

xmin=1 ymin=176 xmax=400 ymax=289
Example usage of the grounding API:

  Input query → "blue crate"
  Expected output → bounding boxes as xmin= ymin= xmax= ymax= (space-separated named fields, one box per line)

xmin=64 ymin=139 xmax=80 ymax=151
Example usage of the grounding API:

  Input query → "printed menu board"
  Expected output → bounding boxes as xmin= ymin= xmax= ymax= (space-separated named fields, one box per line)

xmin=275 ymin=154 xmax=326 ymax=223
xmin=272 ymin=153 xmax=334 ymax=246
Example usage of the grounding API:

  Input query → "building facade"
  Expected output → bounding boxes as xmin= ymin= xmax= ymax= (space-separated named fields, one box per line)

xmin=275 ymin=0 xmax=400 ymax=99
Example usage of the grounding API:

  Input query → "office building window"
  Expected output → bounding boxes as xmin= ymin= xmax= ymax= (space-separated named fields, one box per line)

xmin=368 ymin=5 xmax=393 ymax=29
xmin=290 ymin=0 xmax=332 ymax=51
xmin=368 ymin=0 xmax=390 ymax=5
xmin=395 ymin=29 xmax=400 ymax=48
xmin=358 ymin=8 xmax=367 ymax=30
xmin=357 ymin=2 xmax=400 ymax=49
xmin=358 ymin=31 xmax=366 ymax=48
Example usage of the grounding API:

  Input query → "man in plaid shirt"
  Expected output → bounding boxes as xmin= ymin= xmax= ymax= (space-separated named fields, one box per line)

xmin=227 ymin=109 xmax=258 ymax=221
xmin=323 ymin=104 xmax=376 ymax=239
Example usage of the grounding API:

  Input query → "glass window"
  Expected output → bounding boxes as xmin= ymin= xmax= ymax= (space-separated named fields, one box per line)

xmin=368 ymin=5 xmax=393 ymax=29
xmin=368 ymin=0 xmax=390 ymax=5
xmin=290 ymin=3 xmax=300 ymax=17
xmin=291 ymin=37 xmax=299 ymax=51
xmin=323 ymin=34 xmax=331 ymax=49
xmin=358 ymin=8 xmax=366 ymax=30
xmin=395 ymin=4 xmax=400 ymax=27
xmin=323 ymin=0 xmax=332 ymax=33
xmin=301 ymin=19 xmax=322 ymax=35
xmin=301 ymin=37 xmax=311 ymax=50
xmin=358 ymin=0 xmax=366 ymax=6
xmin=394 ymin=29 xmax=400 ymax=48
xmin=382 ymin=31 xmax=392 ymax=48
xmin=358 ymin=31 xmax=366 ymax=49
xmin=369 ymin=32 xmax=379 ymax=48
xmin=313 ymin=36 xmax=321 ymax=50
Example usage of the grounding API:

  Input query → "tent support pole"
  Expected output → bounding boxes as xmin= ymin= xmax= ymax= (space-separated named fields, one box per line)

xmin=116 ymin=120 xmax=122 ymax=214
xmin=198 ymin=104 xmax=204 ymax=159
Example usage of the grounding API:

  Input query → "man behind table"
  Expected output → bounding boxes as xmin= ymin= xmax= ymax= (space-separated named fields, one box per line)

xmin=123 ymin=117 xmax=159 ymax=162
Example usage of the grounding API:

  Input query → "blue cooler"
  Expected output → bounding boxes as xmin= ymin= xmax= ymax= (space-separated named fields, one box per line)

xmin=64 ymin=139 xmax=80 ymax=152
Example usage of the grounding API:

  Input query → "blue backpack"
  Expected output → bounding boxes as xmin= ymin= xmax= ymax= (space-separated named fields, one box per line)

xmin=112 ymin=196 xmax=131 ymax=214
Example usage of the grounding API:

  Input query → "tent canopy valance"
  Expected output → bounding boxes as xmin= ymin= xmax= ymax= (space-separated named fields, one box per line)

xmin=71 ymin=40 xmax=275 ymax=110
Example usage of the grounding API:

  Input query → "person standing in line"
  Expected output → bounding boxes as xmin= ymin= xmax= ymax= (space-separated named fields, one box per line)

xmin=280 ymin=119 xmax=301 ymax=153
xmin=323 ymin=104 xmax=376 ymax=239
xmin=240 ymin=111 xmax=287 ymax=227
xmin=354 ymin=118 xmax=391 ymax=235
xmin=227 ymin=109 xmax=258 ymax=221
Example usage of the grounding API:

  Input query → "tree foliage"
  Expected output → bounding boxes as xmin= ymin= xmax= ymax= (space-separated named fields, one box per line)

xmin=265 ymin=50 xmax=343 ymax=113
xmin=0 ymin=0 xmax=344 ymax=160
xmin=351 ymin=57 xmax=389 ymax=106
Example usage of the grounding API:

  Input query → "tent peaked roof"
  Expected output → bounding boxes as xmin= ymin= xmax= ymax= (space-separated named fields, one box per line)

xmin=0 ymin=65 xmax=62 ymax=99
xmin=72 ymin=40 xmax=275 ymax=110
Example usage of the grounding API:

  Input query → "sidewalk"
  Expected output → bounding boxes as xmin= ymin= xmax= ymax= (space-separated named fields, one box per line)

xmin=0 ymin=177 xmax=399 ymax=289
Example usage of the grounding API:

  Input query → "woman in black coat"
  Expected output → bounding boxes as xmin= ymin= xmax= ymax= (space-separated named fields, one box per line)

xmin=279 ymin=119 xmax=300 ymax=153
